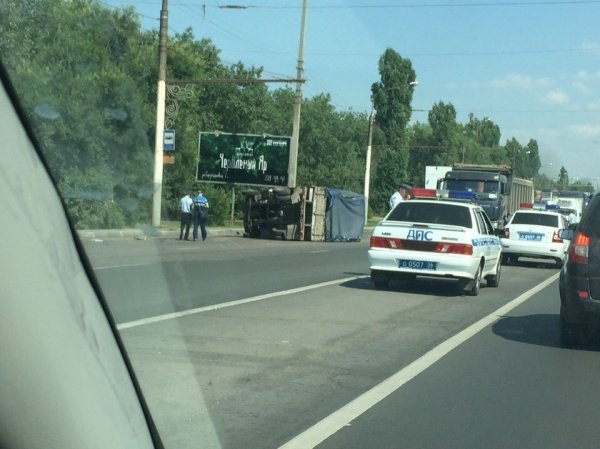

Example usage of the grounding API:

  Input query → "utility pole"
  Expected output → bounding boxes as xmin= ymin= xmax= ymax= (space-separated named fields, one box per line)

xmin=364 ymin=113 xmax=374 ymax=219
xmin=287 ymin=0 xmax=307 ymax=190
xmin=152 ymin=0 xmax=168 ymax=227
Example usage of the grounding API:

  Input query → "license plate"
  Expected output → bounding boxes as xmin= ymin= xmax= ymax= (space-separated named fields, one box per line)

xmin=519 ymin=232 xmax=543 ymax=241
xmin=398 ymin=259 xmax=437 ymax=270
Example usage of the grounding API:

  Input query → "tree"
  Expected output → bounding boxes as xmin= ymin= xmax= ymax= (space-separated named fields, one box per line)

xmin=521 ymin=139 xmax=541 ymax=178
xmin=0 ymin=0 xmax=154 ymax=228
xmin=407 ymin=122 xmax=436 ymax=187
xmin=558 ymin=166 xmax=569 ymax=190
xmin=370 ymin=48 xmax=417 ymax=213
xmin=297 ymin=94 xmax=363 ymax=191
xmin=428 ymin=102 xmax=460 ymax=165
xmin=464 ymin=114 xmax=501 ymax=148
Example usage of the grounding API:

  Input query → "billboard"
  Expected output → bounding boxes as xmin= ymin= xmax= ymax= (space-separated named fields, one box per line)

xmin=196 ymin=132 xmax=290 ymax=186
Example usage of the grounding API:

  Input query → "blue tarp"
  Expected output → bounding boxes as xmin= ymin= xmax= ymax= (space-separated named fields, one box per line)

xmin=325 ymin=188 xmax=365 ymax=242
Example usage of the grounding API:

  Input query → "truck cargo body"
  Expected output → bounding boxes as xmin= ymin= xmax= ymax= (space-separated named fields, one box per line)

xmin=555 ymin=191 xmax=587 ymax=224
xmin=436 ymin=164 xmax=534 ymax=229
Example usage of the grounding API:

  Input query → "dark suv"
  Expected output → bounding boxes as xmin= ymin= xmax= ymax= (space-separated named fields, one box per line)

xmin=559 ymin=192 xmax=600 ymax=346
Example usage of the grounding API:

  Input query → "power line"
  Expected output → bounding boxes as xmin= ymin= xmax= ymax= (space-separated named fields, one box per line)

xmin=111 ymin=0 xmax=600 ymax=8
xmin=207 ymin=1 xmax=600 ymax=8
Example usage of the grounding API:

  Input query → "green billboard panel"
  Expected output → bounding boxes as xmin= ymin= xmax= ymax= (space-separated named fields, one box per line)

xmin=197 ymin=132 xmax=290 ymax=186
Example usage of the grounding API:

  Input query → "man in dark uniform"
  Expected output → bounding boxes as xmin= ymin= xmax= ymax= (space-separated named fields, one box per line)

xmin=192 ymin=189 xmax=209 ymax=241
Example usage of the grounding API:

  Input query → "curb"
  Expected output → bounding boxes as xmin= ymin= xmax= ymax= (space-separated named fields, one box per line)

xmin=77 ymin=227 xmax=244 ymax=240
xmin=77 ymin=227 xmax=374 ymax=241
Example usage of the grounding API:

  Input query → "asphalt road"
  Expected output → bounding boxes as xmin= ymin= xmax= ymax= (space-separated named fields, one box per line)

xmin=81 ymin=234 xmax=592 ymax=449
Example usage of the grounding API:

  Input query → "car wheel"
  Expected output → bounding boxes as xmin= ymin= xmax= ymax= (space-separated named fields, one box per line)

xmin=371 ymin=271 xmax=389 ymax=289
xmin=559 ymin=306 xmax=582 ymax=347
xmin=555 ymin=257 xmax=565 ymax=269
xmin=487 ymin=259 xmax=501 ymax=288
xmin=465 ymin=265 xmax=482 ymax=296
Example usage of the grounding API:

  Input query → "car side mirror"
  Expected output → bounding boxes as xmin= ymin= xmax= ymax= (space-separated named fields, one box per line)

xmin=558 ymin=229 xmax=574 ymax=240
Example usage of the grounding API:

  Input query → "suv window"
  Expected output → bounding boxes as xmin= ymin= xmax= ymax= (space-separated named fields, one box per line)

xmin=388 ymin=202 xmax=472 ymax=228
xmin=511 ymin=212 xmax=558 ymax=227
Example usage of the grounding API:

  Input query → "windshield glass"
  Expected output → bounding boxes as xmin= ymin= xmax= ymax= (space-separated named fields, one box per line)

xmin=511 ymin=212 xmax=559 ymax=227
xmin=388 ymin=202 xmax=472 ymax=228
xmin=4 ymin=1 xmax=600 ymax=449
xmin=443 ymin=179 xmax=500 ymax=194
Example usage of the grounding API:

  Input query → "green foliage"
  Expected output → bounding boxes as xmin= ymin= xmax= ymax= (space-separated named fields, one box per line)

xmin=297 ymin=95 xmax=365 ymax=193
xmin=1 ymin=0 xmax=153 ymax=229
xmin=2 ymin=0 xmax=549 ymax=227
xmin=369 ymin=48 xmax=417 ymax=213
xmin=428 ymin=101 xmax=460 ymax=165
xmin=195 ymin=184 xmax=232 ymax=226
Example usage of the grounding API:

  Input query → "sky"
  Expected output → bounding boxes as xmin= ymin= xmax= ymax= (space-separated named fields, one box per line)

xmin=106 ymin=0 xmax=600 ymax=186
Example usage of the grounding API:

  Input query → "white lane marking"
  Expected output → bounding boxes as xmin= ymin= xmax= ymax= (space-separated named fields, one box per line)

xmin=94 ymin=262 xmax=155 ymax=270
xmin=116 ymin=276 xmax=364 ymax=330
xmin=279 ymin=272 xmax=560 ymax=449
xmin=308 ymin=250 xmax=330 ymax=254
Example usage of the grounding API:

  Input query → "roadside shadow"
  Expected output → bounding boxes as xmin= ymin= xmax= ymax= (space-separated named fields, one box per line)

xmin=492 ymin=314 xmax=600 ymax=351
xmin=503 ymin=259 xmax=560 ymax=270
xmin=340 ymin=275 xmax=462 ymax=298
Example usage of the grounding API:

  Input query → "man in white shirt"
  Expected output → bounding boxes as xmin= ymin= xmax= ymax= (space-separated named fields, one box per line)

xmin=389 ymin=183 xmax=410 ymax=210
xmin=179 ymin=190 xmax=193 ymax=240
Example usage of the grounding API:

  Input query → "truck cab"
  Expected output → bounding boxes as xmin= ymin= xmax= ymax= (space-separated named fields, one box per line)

xmin=438 ymin=170 xmax=509 ymax=227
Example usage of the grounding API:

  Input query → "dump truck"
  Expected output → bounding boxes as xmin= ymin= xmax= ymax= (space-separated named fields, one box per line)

xmin=436 ymin=164 xmax=534 ymax=229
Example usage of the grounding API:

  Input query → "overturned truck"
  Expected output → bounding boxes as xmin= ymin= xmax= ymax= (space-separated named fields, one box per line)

xmin=242 ymin=187 xmax=365 ymax=241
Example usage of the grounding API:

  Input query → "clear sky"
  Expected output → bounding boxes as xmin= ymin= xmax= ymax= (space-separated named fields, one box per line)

xmin=106 ymin=0 xmax=600 ymax=186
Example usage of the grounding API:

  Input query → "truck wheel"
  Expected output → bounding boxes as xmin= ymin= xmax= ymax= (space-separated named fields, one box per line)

xmin=487 ymin=260 xmax=501 ymax=288
xmin=273 ymin=187 xmax=291 ymax=196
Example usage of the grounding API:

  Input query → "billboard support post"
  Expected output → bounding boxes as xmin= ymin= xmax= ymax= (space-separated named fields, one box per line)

xmin=231 ymin=185 xmax=236 ymax=224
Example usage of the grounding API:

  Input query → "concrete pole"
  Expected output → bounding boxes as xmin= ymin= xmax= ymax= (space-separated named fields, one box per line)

xmin=364 ymin=113 xmax=374 ymax=220
xmin=152 ymin=0 xmax=168 ymax=227
xmin=287 ymin=0 xmax=307 ymax=189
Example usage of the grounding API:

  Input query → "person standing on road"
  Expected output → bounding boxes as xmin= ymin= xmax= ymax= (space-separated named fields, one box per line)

xmin=179 ymin=190 xmax=193 ymax=240
xmin=192 ymin=189 xmax=209 ymax=241
xmin=389 ymin=183 xmax=410 ymax=210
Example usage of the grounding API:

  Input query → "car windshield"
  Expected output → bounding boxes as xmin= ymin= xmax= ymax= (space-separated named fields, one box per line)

xmin=511 ymin=212 xmax=558 ymax=227
xmin=4 ymin=1 xmax=600 ymax=449
xmin=388 ymin=202 xmax=472 ymax=228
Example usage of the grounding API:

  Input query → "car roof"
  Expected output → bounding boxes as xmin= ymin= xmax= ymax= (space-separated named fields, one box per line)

xmin=513 ymin=209 xmax=562 ymax=216
xmin=401 ymin=199 xmax=480 ymax=209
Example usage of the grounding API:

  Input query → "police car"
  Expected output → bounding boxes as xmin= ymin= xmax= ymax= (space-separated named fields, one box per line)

xmin=368 ymin=199 xmax=502 ymax=295
xmin=501 ymin=204 xmax=570 ymax=267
